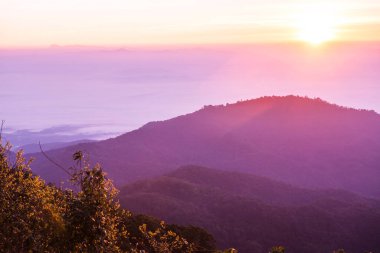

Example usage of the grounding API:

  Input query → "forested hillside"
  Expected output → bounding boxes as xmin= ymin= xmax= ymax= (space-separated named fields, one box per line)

xmin=29 ymin=96 xmax=380 ymax=198
xmin=0 ymin=142 xmax=220 ymax=253
xmin=119 ymin=166 xmax=380 ymax=253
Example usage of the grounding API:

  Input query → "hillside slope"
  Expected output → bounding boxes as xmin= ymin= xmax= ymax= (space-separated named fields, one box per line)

xmin=30 ymin=96 xmax=380 ymax=197
xmin=119 ymin=166 xmax=380 ymax=253
xmin=19 ymin=139 xmax=96 ymax=154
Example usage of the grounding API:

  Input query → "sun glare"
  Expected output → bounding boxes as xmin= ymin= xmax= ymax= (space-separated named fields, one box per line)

xmin=295 ymin=4 xmax=339 ymax=45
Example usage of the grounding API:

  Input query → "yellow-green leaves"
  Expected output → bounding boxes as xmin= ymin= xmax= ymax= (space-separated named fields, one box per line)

xmin=0 ymin=141 xmax=214 ymax=253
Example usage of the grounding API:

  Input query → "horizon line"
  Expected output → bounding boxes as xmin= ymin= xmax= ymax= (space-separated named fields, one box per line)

xmin=1 ymin=40 xmax=380 ymax=51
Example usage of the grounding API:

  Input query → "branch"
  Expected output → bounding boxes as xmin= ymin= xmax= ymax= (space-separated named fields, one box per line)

xmin=0 ymin=120 xmax=4 ymax=142
xmin=39 ymin=142 xmax=72 ymax=176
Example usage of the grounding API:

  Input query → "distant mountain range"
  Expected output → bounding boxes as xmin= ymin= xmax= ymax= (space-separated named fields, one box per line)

xmin=119 ymin=166 xmax=380 ymax=253
xmin=29 ymin=96 xmax=380 ymax=198
xmin=18 ymin=139 xmax=96 ymax=154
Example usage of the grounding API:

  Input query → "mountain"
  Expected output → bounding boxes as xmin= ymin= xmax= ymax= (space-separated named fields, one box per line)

xmin=29 ymin=96 xmax=380 ymax=198
xmin=119 ymin=166 xmax=380 ymax=253
xmin=18 ymin=139 xmax=96 ymax=154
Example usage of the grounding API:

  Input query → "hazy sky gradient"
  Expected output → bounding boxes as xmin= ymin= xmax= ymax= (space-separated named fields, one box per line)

xmin=1 ymin=0 xmax=380 ymax=47
xmin=1 ymin=43 xmax=380 ymax=142
xmin=1 ymin=1 xmax=380 ymax=145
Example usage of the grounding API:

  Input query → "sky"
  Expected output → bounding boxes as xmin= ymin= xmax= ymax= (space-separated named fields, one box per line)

xmin=1 ymin=43 xmax=380 ymax=144
xmin=1 ymin=1 xmax=380 ymax=145
xmin=1 ymin=0 xmax=380 ymax=47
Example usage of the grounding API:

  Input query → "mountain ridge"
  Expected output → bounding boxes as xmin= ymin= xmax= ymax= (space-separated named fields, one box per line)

xmin=119 ymin=165 xmax=380 ymax=253
xmin=29 ymin=96 xmax=380 ymax=198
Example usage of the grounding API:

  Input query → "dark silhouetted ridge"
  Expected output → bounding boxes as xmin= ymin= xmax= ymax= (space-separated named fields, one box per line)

xmin=119 ymin=165 xmax=380 ymax=253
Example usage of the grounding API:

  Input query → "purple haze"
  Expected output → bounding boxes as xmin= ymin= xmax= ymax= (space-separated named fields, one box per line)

xmin=1 ymin=42 xmax=380 ymax=144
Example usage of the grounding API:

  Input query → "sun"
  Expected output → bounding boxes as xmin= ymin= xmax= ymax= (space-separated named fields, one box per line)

xmin=295 ymin=4 xmax=339 ymax=45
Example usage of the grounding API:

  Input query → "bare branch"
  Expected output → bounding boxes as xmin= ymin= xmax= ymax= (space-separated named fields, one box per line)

xmin=39 ymin=141 xmax=72 ymax=176
xmin=0 ymin=120 xmax=5 ymax=142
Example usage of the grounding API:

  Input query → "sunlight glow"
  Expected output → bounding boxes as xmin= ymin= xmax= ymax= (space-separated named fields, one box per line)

xmin=0 ymin=0 xmax=379 ymax=47
xmin=296 ymin=4 xmax=340 ymax=45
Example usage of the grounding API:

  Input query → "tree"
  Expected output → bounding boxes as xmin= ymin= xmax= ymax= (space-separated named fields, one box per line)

xmin=0 ymin=142 xmax=66 ymax=252
xmin=270 ymin=246 xmax=285 ymax=253
xmin=64 ymin=159 xmax=124 ymax=252
xmin=0 ymin=139 xmax=218 ymax=252
xmin=333 ymin=249 xmax=345 ymax=253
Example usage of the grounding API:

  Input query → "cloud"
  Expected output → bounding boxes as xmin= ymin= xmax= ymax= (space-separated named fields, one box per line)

xmin=37 ymin=124 xmax=95 ymax=135
xmin=3 ymin=124 xmax=120 ymax=147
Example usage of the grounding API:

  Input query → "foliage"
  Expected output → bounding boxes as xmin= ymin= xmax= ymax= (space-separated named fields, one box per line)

xmin=0 ymin=142 xmax=66 ymax=252
xmin=0 ymin=141 xmax=218 ymax=253
xmin=270 ymin=246 xmax=285 ymax=253
xmin=119 ymin=166 xmax=380 ymax=253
